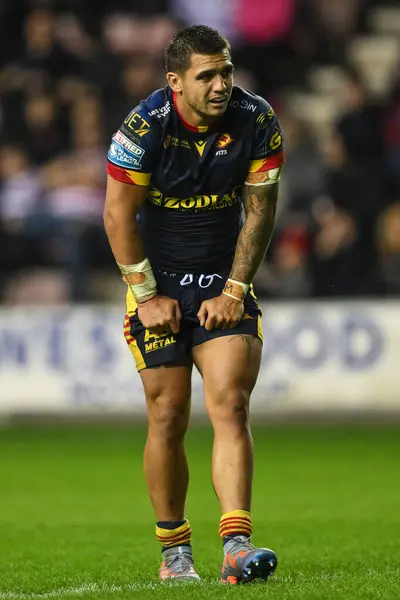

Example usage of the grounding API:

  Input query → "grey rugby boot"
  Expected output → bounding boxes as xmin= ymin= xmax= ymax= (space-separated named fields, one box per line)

xmin=159 ymin=545 xmax=201 ymax=582
xmin=220 ymin=535 xmax=278 ymax=584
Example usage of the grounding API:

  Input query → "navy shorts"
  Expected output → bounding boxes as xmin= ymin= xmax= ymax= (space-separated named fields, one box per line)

xmin=123 ymin=270 xmax=263 ymax=371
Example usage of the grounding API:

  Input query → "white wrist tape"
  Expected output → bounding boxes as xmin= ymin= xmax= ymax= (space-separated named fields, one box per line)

xmin=117 ymin=258 xmax=157 ymax=304
xmin=223 ymin=278 xmax=250 ymax=302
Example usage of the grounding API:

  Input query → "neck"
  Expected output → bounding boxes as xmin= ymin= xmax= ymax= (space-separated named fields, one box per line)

xmin=173 ymin=92 xmax=216 ymax=129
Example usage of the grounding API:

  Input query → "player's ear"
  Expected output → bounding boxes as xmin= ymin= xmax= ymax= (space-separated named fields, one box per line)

xmin=166 ymin=72 xmax=183 ymax=93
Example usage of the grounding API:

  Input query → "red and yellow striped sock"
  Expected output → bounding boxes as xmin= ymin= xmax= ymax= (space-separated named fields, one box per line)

xmin=156 ymin=519 xmax=192 ymax=549
xmin=219 ymin=510 xmax=252 ymax=541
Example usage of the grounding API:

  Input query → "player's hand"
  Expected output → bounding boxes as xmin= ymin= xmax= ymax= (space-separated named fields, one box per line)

xmin=137 ymin=295 xmax=181 ymax=335
xmin=197 ymin=294 xmax=244 ymax=331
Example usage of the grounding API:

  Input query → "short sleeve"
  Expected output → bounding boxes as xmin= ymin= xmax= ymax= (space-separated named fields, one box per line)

xmin=247 ymin=99 xmax=285 ymax=181
xmin=106 ymin=107 xmax=158 ymax=186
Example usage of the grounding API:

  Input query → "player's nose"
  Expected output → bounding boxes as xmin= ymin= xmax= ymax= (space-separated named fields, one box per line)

xmin=213 ymin=74 xmax=227 ymax=93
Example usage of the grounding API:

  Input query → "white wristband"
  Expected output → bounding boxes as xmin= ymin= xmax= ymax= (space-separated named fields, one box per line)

xmin=117 ymin=258 xmax=157 ymax=304
xmin=223 ymin=278 xmax=250 ymax=302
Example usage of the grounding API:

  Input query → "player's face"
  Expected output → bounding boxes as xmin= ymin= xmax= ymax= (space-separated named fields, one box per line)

xmin=180 ymin=50 xmax=233 ymax=121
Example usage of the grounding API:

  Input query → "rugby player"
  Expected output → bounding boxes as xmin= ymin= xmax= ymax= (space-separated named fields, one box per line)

xmin=104 ymin=25 xmax=285 ymax=584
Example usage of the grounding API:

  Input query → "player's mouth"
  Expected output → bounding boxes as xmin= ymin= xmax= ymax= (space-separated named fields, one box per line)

xmin=209 ymin=96 xmax=228 ymax=107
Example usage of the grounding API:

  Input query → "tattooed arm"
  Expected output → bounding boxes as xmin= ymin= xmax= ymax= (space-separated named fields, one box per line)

xmin=197 ymin=180 xmax=279 ymax=330
xmin=229 ymin=181 xmax=279 ymax=284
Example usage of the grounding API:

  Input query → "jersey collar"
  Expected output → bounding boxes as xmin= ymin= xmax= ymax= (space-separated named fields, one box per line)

xmin=172 ymin=92 xmax=220 ymax=133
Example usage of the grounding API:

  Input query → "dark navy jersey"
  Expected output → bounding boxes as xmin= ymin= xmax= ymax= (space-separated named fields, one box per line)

xmin=107 ymin=85 xmax=285 ymax=273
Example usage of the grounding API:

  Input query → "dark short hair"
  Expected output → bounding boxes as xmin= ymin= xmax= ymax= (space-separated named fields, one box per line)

xmin=164 ymin=25 xmax=231 ymax=73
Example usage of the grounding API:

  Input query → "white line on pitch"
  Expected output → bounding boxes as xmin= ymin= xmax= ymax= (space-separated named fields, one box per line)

xmin=0 ymin=580 xmax=219 ymax=599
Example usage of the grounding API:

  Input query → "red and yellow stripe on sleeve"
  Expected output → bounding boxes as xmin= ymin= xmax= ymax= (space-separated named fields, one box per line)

xmin=248 ymin=150 xmax=285 ymax=174
xmin=107 ymin=161 xmax=151 ymax=186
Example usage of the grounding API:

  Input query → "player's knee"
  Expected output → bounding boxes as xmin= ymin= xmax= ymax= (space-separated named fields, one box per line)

xmin=209 ymin=388 xmax=250 ymax=431
xmin=148 ymin=397 xmax=189 ymax=442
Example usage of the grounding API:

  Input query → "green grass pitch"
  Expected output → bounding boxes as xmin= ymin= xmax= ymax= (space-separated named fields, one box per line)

xmin=0 ymin=425 xmax=400 ymax=599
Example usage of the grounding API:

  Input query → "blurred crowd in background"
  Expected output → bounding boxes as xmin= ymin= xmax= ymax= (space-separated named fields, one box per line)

xmin=0 ymin=0 xmax=400 ymax=304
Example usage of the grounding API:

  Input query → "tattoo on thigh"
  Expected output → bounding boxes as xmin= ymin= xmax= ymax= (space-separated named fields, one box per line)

xmin=228 ymin=335 xmax=256 ymax=351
